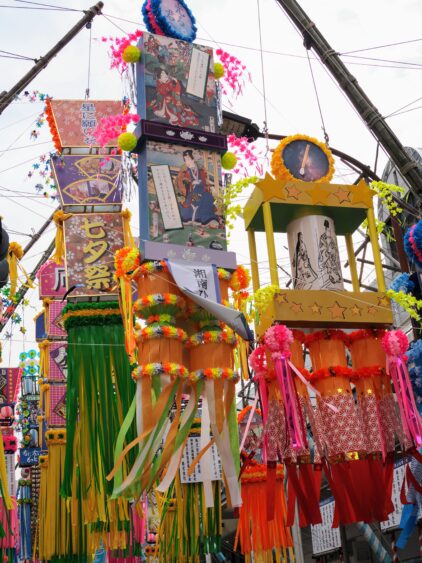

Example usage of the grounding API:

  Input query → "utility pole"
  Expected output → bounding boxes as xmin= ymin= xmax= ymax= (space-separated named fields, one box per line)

xmin=0 ymin=2 xmax=104 ymax=115
xmin=275 ymin=0 xmax=422 ymax=200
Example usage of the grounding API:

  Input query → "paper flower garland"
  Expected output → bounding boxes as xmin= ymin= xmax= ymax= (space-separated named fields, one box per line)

xmin=101 ymin=29 xmax=143 ymax=74
xmin=93 ymin=113 xmax=140 ymax=148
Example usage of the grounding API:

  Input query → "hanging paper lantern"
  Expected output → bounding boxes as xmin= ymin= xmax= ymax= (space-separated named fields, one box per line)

xmin=118 ymin=132 xmax=138 ymax=152
xmin=221 ymin=151 xmax=238 ymax=170
xmin=404 ymin=220 xmax=422 ymax=267
xmin=122 ymin=45 xmax=141 ymax=63
xmin=214 ymin=62 xmax=225 ymax=80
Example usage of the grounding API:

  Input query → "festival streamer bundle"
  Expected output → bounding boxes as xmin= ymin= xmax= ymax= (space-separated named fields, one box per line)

xmin=61 ymin=301 xmax=138 ymax=553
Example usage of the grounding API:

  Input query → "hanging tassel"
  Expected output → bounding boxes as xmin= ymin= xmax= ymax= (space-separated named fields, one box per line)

xmin=7 ymin=242 xmax=23 ymax=298
xmin=52 ymin=210 xmax=72 ymax=265
xmin=121 ymin=208 xmax=135 ymax=248
xmin=383 ymin=331 xmax=422 ymax=447
xmin=264 ymin=325 xmax=307 ymax=451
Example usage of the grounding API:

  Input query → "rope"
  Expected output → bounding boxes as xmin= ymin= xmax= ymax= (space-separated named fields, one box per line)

xmin=256 ymin=0 xmax=269 ymax=153
xmin=306 ymin=49 xmax=329 ymax=145
xmin=85 ymin=22 xmax=93 ymax=99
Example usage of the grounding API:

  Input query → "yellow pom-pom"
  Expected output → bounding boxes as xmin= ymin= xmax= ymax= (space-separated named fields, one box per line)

xmin=221 ymin=151 xmax=237 ymax=170
xmin=122 ymin=45 xmax=141 ymax=63
xmin=118 ymin=132 xmax=137 ymax=152
xmin=214 ymin=62 xmax=225 ymax=80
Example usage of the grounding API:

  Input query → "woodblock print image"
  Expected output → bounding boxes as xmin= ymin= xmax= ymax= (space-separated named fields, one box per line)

xmin=318 ymin=218 xmax=342 ymax=287
xmin=292 ymin=231 xmax=318 ymax=289
xmin=142 ymin=32 xmax=218 ymax=132
xmin=287 ymin=215 xmax=343 ymax=290
xmin=146 ymin=140 xmax=226 ymax=250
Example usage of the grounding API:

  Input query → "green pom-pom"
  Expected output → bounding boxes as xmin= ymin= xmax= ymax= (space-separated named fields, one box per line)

xmin=122 ymin=45 xmax=141 ymax=63
xmin=221 ymin=151 xmax=237 ymax=170
xmin=118 ymin=132 xmax=137 ymax=152
xmin=214 ymin=62 xmax=225 ymax=80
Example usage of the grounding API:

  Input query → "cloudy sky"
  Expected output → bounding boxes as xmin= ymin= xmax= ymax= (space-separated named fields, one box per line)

xmin=0 ymin=0 xmax=421 ymax=361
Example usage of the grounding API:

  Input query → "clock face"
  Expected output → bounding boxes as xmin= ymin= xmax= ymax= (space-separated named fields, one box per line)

xmin=282 ymin=139 xmax=330 ymax=182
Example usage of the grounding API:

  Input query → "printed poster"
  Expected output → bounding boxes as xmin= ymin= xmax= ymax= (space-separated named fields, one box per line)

xmin=140 ymin=32 xmax=218 ymax=132
xmin=144 ymin=141 xmax=226 ymax=250
xmin=311 ymin=498 xmax=341 ymax=555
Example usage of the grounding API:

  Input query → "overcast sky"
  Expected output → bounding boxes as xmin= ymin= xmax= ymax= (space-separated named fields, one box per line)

xmin=0 ymin=0 xmax=421 ymax=362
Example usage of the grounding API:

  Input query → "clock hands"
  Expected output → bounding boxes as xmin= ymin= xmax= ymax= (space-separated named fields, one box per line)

xmin=299 ymin=143 xmax=311 ymax=176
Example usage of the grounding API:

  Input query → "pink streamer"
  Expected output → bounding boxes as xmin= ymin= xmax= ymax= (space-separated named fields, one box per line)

xmin=0 ymin=498 xmax=19 ymax=549
xmin=388 ymin=356 xmax=422 ymax=447
xmin=274 ymin=355 xmax=307 ymax=451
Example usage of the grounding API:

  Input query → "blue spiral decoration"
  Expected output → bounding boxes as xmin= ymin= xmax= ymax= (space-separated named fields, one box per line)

xmin=149 ymin=0 xmax=197 ymax=42
xmin=404 ymin=220 xmax=422 ymax=268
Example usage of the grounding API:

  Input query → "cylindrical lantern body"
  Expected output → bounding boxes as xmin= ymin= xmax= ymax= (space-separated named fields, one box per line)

xmin=287 ymin=214 xmax=343 ymax=290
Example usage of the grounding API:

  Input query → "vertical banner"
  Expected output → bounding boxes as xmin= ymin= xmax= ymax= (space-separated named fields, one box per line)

xmin=37 ymin=260 xmax=67 ymax=299
xmin=64 ymin=212 xmax=125 ymax=297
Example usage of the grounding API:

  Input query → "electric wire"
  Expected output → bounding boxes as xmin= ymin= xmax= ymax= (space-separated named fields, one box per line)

xmin=305 ymin=49 xmax=329 ymax=144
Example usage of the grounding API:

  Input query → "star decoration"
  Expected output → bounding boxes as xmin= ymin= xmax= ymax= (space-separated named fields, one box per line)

xmin=290 ymin=302 xmax=303 ymax=314
xmin=367 ymin=306 xmax=377 ymax=315
xmin=256 ymin=173 xmax=287 ymax=202
xmin=275 ymin=293 xmax=288 ymax=304
xmin=377 ymin=295 xmax=390 ymax=307
xmin=310 ymin=302 xmax=321 ymax=314
xmin=285 ymin=184 xmax=302 ymax=200
xmin=306 ymin=185 xmax=332 ymax=205
xmin=334 ymin=187 xmax=351 ymax=203
xmin=328 ymin=301 xmax=346 ymax=319
xmin=350 ymin=304 xmax=362 ymax=316
xmin=350 ymin=180 xmax=375 ymax=208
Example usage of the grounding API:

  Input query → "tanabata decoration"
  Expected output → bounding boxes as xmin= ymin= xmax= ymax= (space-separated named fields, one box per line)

xmin=396 ymin=449 xmax=422 ymax=549
xmin=407 ymin=339 xmax=422 ymax=417
xmin=236 ymin=459 xmax=293 ymax=563
xmin=17 ymin=478 xmax=32 ymax=560
xmin=155 ymin=419 xmax=223 ymax=562
xmin=236 ymin=407 xmax=293 ymax=562
xmin=250 ymin=327 xmax=323 ymax=527
xmin=404 ymin=219 xmax=422 ymax=267
xmin=142 ymin=0 xmax=197 ymax=43
xmin=109 ymin=252 xmax=242 ymax=512
xmin=60 ymin=302 xmax=137 ymax=547
xmin=0 ymin=429 xmax=16 ymax=562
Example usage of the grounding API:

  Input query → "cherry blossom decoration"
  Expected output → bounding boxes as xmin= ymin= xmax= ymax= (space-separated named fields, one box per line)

xmin=101 ymin=30 xmax=143 ymax=74
xmin=227 ymin=134 xmax=263 ymax=176
xmin=215 ymin=48 xmax=251 ymax=98
xmin=92 ymin=113 xmax=140 ymax=149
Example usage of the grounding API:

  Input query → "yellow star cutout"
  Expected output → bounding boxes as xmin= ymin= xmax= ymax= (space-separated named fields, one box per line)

xmin=275 ymin=293 xmax=288 ymax=304
xmin=377 ymin=295 xmax=390 ymax=307
xmin=367 ymin=306 xmax=377 ymax=315
xmin=310 ymin=302 xmax=321 ymax=314
xmin=285 ymin=184 xmax=302 ymax=200
xmin=350 ymin=304 xmax=362 ymax=316
xmin=350 ymin=180 xmax=375 ymax=208
xmin=334 ymin=187 xmax=351 ymax=203
xmin=290 ymin=302 xmax=303 ymax=314
xmin=256 ymin=173 xmax=287 ymax=202
xmin=328 ymin=301 xmax=346 ymax=319
xmin=306 ymin=184 xmax=332 ymax=205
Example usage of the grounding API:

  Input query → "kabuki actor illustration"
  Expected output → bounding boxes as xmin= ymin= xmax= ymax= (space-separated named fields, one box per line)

xmin=139 ymin=32 xmax=218 ymax=132
xmin=144 ymin=140 xmax=226 ymax=249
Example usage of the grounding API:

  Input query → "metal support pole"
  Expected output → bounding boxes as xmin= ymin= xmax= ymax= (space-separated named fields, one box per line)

xmin=0 ymin=2 xmax=104 ymax=114
xmin=275 ymin=0 xmax=422 ymax=199
xmin=366 ymin=208 xmax=387 ymax=292
xmin=247 ymin=229 xmax=260 ymax=292
xmin=345 ymin=234 xmax=360 ymax=292
xmin=262 ymin=202 xmax=279 ymax=287
xmin=339 ymin=525 xmax=350 ymax=563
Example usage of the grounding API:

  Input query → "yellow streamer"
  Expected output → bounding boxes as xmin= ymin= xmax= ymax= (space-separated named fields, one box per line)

xmin=121 ymin=208 xmax=135 ymax=248
xmin=52 ymin=210 xmax=72 ymax=265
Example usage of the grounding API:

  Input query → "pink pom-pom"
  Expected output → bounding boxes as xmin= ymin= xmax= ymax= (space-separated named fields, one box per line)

xmin=382 ymin=330 xmax=409 ymax=357
xmin=264 ymin=324 xmax=293 ymax=356
xmin=249 ymin=345 xmax=267 ymax=377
